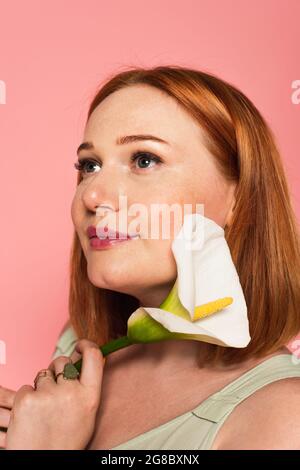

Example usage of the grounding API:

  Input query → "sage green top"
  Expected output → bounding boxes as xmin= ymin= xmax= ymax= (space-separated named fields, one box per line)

xmin=52 ymin=326 xmax=300 ymax=450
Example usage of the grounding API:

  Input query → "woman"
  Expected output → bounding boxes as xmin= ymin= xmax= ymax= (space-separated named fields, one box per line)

xmin=1 ymin=65 xmax=300 ymax=450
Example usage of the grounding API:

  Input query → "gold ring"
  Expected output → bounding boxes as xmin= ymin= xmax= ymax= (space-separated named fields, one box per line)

xmin=55 ymin=364 xmax=80 ymax=381
xmin=33 ymin=369 xmax=53 ymax=389
xmin=55 ymin=372 xmax=65 ymax=381
xmin=63 ymin=363 xmax=80 ymax=380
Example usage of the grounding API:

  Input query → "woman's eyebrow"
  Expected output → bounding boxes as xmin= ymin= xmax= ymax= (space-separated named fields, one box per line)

xmin=77 ymin=134 xmax=171 ymax=155
xmin=116 ymin=134 xmax=171 ymax=146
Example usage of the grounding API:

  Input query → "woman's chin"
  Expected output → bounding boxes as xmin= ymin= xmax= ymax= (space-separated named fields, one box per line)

xmin=86 ymin=263 xmax=137 ymax=293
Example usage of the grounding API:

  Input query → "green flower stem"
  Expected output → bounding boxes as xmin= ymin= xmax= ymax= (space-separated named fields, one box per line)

xmin=66 ymin=281 xmax=180 ymax=379
xmin=70 ymin=335 xmax=133 ymax=375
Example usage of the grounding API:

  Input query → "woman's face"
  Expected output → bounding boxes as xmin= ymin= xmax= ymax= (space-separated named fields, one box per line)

xmin=71 ymin=84 xmax=236 ymax=306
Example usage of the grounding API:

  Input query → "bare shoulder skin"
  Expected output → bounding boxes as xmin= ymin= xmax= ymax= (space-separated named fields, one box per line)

xmin=212 ymin=373 xmax=300 ymax=450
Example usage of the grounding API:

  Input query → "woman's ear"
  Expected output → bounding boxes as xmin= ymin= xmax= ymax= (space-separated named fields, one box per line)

xmin=224 ymin=183 xmax=237 ymax=229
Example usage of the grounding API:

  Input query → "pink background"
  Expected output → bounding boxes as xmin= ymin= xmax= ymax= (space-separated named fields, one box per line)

xmin=0 ymin=0 xmax=299 ymax=390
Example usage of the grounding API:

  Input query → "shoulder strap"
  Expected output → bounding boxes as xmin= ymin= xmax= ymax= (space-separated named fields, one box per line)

xmin=193 ymin=353 xmax=300 ymax=423
xmin=194 ymin=353 xmax=300 ymax=450
xmin=51 ymin=325 xmax=78 ymax=359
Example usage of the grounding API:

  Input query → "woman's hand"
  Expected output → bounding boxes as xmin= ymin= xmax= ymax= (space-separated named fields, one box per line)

xmin=0 ymin=386 xmax=16 ymax=449
xmin=6 ymin=339 xmax=105 ymax=450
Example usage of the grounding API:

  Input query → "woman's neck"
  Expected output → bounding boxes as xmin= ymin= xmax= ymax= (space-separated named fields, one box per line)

xmin=104 ymin=337 xmax=291 ymax=382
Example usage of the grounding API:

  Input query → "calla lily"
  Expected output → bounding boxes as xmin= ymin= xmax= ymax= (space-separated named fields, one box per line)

xmin=66 ymin=213 xmax=251 ymax=378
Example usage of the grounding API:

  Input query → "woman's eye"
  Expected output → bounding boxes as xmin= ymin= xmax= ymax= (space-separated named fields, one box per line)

xmin=74 ymin=159 xmax=101 ymax=175
xmin=130 ymin=151 xmax=162 ymax=170
xmin=74 ymin=151 xmax=162 ymax=176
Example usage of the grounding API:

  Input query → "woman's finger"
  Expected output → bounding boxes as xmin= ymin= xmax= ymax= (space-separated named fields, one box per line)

xmin=0 ymin=386 xmax=16 ymax=409
xmin=0 ymin=407 xmax=11 ymax=428
xmin=48 ymin=356 xmax=78 ymax=385
xmin=13 ymin=385 xmax=35 ymax=408
xmin=70 ymin=347 xmax=82 ymax=364
xmin=75 ymin=339 xmax=105 ymax=390
xmin=33 ymin=368 xmax=56 ymax=391
xmin=0 ymin=430 xmax=6 ymax=449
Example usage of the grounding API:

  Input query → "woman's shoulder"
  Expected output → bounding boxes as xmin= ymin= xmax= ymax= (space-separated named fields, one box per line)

xmin=214 ymin=353 xmax=300 ymax=450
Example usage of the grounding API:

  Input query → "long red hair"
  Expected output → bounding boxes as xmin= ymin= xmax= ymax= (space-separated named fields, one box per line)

xmin=68 ymin=65 xmax=300 ymax=367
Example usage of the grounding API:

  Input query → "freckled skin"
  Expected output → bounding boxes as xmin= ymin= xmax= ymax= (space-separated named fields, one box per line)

xmin=71 ymin=84 xmax=237 ymax=307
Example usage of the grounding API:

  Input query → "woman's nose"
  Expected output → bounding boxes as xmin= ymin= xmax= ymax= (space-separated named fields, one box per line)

xmin=81 ymin=170 xmax=126 ymax=213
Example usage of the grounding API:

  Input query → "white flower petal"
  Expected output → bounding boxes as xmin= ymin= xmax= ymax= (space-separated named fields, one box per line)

xmin=144 ymin=306 xmax=251 ymax=348
xmin=142 ymin=213 xmax=251 ymax=349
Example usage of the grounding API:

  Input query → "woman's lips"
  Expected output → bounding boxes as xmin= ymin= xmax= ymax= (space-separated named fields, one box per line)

xmin=87 ymin=225 xmax=139 ymax=241
xmin=87 ymin=225 xmax=140 ymax=250
xmin=89 ymin=236 xmax=138 ymax=249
